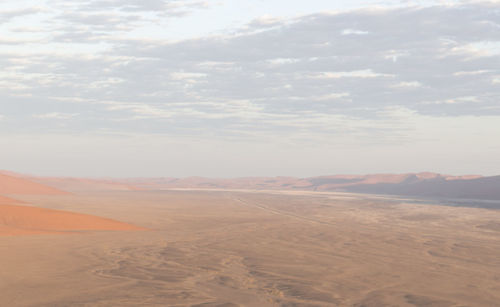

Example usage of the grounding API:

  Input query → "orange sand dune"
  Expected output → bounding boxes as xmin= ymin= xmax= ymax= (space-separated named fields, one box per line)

xmin=1 ymin=171 xmax=141 ymax=192
xmin=0 ymin=173 xmax=68 ymax=195
xmin=0 ymin=195 xmax=24 ymax=204
xmin=30 ymin=177 xmax=142 ymax=192
xmin=0 ymin=197 xmax=146 ymax=236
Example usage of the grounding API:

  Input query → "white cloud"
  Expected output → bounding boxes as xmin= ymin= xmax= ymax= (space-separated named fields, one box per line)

xmin=251 ymin=15 xmax=284 ymax=26
xmin=454 ymin=70 xmax=492 ymax=76
xmin=105 ymin=103 xmax=174 ymax=119
xmin=423 ymin=96 xmax=480 ymax=105
xmin=391 ymin=81 xmax=423 ymax=88
xmin=341 ymin=29 xmax=369 ymax=35
xmin=448 ymin=41 xmax=500 ymax=58
xmin=170 ymin=72 xmax=207 ymax=80
xmin=312 ymin=70 xmax=394 ymax=79
xmin=267 ymin=58 xmax=300 ymax=65
xmin=32 ymin=113 xmax=79 ymax=119
xmin=288 ymin=92 xmax=350 ymax=101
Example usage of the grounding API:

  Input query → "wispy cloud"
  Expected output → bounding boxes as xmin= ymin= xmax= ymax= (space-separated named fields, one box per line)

xmin=311 ymin=70 xmax=394 ymax=79
xmin=0 ymin=1 xmax=499 ymax=176
xmin=32 ymin=112 xmax=79 ymax=119
xmin=0 ymin=7 xmax=43 ymax=23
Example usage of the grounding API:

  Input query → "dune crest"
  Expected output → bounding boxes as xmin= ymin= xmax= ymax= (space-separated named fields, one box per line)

xmin=30 ymin=177 xmax=142 ymax=192
xmin=0 ymin=195 xmax=24 ymax=205
xmin=0 ymin=173 xmax=68 ymax=195
xmin=0 ymin=197 xmax=146 ymax=236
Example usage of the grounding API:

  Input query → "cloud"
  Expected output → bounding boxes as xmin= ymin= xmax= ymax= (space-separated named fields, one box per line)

xmin=0 ymin=7 xmax=42 ymax=24
xmin=422 ymin=96 xmax=480 ymax=105
xmin=311 ymin=70 xmax=394 ymax=79
xmin=80 ymin=0 xmax=210 ymax=14
xmin=170 ymin=72 xmax=207 ymax=80
xmin=2 ymin=1 xmax=500 ymax=176
xmin=32 ymin=112 xmax=79 ymax=119
xmin=341 ymin=29 xmax=369 ymax=35
xmin=391 ymin=81 xmax=423 ymax=88
xmin=29 ymin=0 xmax=212 ymax=45
xmin=1 ymin=2 xmax=499 ymax=141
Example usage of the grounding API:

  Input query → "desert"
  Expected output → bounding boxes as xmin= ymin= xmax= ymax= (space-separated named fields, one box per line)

xmin=3 ymin=1 xmax=500 ymax=306
xmin=0 ymin=174 xmax=145 ymax=236
xmin=1 ymin=173 xmax=500 ymax=306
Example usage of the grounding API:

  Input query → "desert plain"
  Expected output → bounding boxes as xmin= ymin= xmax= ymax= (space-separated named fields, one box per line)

xmin=1 ymin=175 xmax=500 ymax=306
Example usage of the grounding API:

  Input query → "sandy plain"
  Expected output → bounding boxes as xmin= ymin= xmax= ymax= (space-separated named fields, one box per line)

xmin=1 ymin=189 xmax=500 ymax=306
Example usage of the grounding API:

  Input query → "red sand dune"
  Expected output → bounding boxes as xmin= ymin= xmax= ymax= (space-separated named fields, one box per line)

xmin=30 ymin=177 xmax=142 ymax=192
xmin=0 ymin=201 xmax=146 ymax=236
xmin=1 ymin=171 xmax=142 ymax=192
xmin=0 ymin=172 xmax=145 ymax=236
xmin=0 ymin=192 xmax=145 ymax=236
xmin=0 ymin=195 xmax=24 ymax=205
xmin=0 ymin=173 xmax=68 ymax=195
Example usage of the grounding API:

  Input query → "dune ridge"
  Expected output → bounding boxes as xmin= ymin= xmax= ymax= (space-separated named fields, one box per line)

xmin=0 ymin=172 xmax=68 ymax=195
xmin=0 ymin=173 xmax=146 ymax=236
xmin=0 ymin=202 xmax=146 ymax=236
xmin=111 ymin=172 xmax=499 ymax=200
xmin=29 ymin=177 xmax=142 ymax=192
xmin=113 ymin=172 xmax=484 ymax=191
xmin=0 ymin=195 xmax=24 ymax=205
xmin=3 ymin=170 xmax=498 ymax=201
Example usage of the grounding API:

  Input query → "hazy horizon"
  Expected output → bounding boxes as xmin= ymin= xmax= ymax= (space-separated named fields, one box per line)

xmin=1 ymin=168 xmax=489 ymax=180
xmin=1 ymin=0 xmax=499 ymax=177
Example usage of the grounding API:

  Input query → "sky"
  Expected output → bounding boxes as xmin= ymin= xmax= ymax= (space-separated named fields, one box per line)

xmin=1 ymin=0 xmax=499 ymax=177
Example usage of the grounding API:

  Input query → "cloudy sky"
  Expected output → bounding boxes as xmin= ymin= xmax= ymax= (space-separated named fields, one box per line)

xmin=1 ymin=0 xmax=499 ymax=177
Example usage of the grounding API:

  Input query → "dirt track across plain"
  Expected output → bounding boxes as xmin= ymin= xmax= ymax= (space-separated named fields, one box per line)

xmin=2 ymin=190 xmax=500 ymax=306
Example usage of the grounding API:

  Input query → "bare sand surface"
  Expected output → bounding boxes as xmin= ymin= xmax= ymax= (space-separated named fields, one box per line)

xmin=28 ymin=177 xmax=141 ymax=193
xmin=0 ymin=195 xmax=145 ymax=236
xmin=0 ymin=173 xmax=68 ymax=195
xmin=2 ymin=190 xmax=500 ymax=306
xmin=0 ymin=173 xmax=146 ymax=235
xmin=0 ymin=195 xmax=25 ymax=205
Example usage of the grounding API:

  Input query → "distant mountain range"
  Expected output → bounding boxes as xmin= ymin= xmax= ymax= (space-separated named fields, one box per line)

xmin=2 ymin=170 xmax=500 ymax=201
xmin=115 ymin=172 xmax=500 ymax=201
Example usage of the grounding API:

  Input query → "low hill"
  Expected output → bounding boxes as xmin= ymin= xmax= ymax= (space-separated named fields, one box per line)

xmin=343 ymin=174 xmax=500 ymax=200
xmin=115 ymin=172 xmax=500 ymax=201
xmin=4 ymin=170 xmax=499 ymax=201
